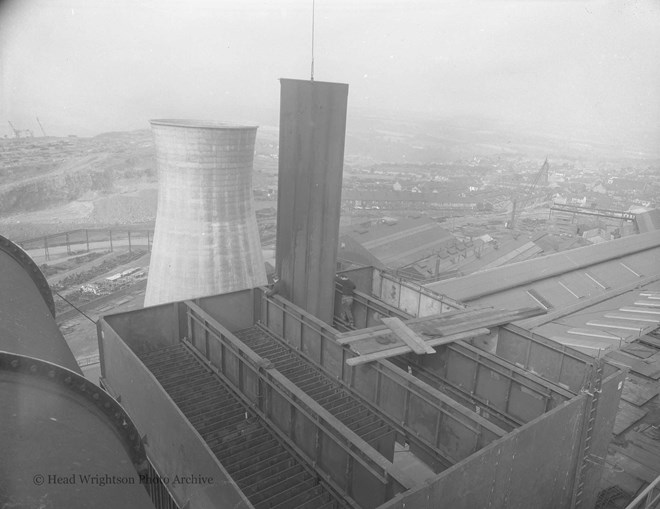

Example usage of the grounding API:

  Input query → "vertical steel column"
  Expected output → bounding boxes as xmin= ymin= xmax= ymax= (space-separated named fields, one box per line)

xmin=276 ymin=79 xmax=348 ymax=325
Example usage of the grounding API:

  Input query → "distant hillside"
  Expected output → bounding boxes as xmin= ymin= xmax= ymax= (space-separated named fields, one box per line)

xmin=0 ymin=132 xmax=155 ymax=216
xmin=346 ymin=112 xmax=660 ymax=163
xmin=1 ymin=115 xmax=656 ymax=228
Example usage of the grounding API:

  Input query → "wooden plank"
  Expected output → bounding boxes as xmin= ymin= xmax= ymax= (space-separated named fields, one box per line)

xmin=381 ymin=317 xmax=435 ymax=355
xmin=600 ymin=457 xmax=644 ymax=498
xmin=616 ymin=443 xmax=660 ymax=474
xmin=406 ymin=307 xmax=501 ymax=329
xmin=609 ymin=451 xmax=656 ymax=483
xmin=346 ymin=328 xmax=490 ymax=366
xmin=621 ymin=376 xmax=658 ymax=406
xmin=622 ymin=343 xmax=658 ymax=359
xmin=607 ymin=350 xmax=647 ymax=369
xmin=629 ymin=430 xmax=660 ymax=457
xmin=643 ymin=351 xmax=660 ymax=364
xmin=418 ymin=307 xmax=543 ymax=339
xmin=640 ymin=335 xmax=660 ymax=349
xmin=336 ymin=328 xmax=392 ymax=345
xmin=613 ymin=400 xmax=648 ymax=435
xmin=343 ymin=306 xmax=542 ymax=360
xmin=631 ymin=359 xmax=660 ymax=380
xmin=404 ymin=306 xmax=493 ymax=325
xmin=335 ymin=306 xmax=494 ymax=344
xmin=411 ymin=309 xmax=507 ymax=336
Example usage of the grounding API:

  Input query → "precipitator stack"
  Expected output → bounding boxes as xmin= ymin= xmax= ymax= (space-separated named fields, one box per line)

xmin=275 ymin=79 xmax=349 ymax=324
xmin=144 ymin=119 xmax=267 ymax=307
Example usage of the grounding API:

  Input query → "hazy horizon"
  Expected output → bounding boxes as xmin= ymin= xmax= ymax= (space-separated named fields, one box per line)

xmin=1 ymin=0 xmax=659 ymax=156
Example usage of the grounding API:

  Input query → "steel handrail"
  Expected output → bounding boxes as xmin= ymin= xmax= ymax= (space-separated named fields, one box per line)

xmin=625 ymin=475 xmax=660 ymax=509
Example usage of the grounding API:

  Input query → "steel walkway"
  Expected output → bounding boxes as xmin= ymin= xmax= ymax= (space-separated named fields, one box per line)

xmin=233 ymin=326 xmax=395 ymax=458
xmin=141 ymin=344 xmax=348 ymax=509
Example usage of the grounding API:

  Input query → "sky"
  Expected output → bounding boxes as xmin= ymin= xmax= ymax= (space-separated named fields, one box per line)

xmin=1 ymin=0 xmax=659 ymax=153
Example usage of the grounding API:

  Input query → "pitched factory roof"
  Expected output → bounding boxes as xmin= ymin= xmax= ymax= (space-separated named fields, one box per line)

xmin=340 ymin=217 xmax=455 ymax=268
xmin=637 ymin=209 xmax=660 ymax=234
xmin=426 ymin=230 xmax=660 ymax=308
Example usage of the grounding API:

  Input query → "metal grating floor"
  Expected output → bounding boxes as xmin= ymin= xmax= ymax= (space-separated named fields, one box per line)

xmin=141 ymin=344 xmax=348 ymax=509
xmin=233 ymin=326 xmax=394 ymax=458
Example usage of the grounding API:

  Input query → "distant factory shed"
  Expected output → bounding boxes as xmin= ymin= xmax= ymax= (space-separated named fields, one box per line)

xmin=338 ymin=217 xmax=456 ymax=273
xmin=636 ymin=208 xmax=660 ymax=233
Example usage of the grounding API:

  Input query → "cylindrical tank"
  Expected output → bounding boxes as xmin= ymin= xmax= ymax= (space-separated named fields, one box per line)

xmin=144 ymin=119 xmax=267 ymax=306
xmin=0 ymin=235 xmax=156 ymax=508
xmin=0 ymin=235 xmax=80 ymax=373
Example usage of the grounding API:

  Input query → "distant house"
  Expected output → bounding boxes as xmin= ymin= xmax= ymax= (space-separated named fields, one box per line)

xmin=607 ymin=177 xmax=649 ymax=194
xmin=341 ymin=189 xmax=477 ymax=212
xmin=570 ymin=196 xmax=588 ymax=206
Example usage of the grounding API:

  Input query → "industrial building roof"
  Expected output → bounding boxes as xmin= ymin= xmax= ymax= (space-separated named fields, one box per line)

xmin=426 ymin=230 xmax=660 ymax=309
xmin=340 ymin=217 xmax=455 ymax=268
xmin=337 ymin=234 xmax=385 ymax=269
xmin=637 ymin=209 xmax=660 ymax=233
xmin=474 ymin=240 xmax=542 ymax=270
xmin=533 ymin=232 xmax=590 ymax=253
xmin=519 ymin=282 xmax=660 ymax=356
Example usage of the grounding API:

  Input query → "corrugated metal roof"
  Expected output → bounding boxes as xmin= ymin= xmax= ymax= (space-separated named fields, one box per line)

xmin=525 ymin=284 xmax=660 ymax=356
xmin=477 ymin=241 xmax=542 ymax=270
xmin=337 ymin=235 xmax=385 ymax=269
xmin=426 ymin=230 xmax=660 ymax=304
xmin=340 ymin=218 xmax=456 ymax=268
xmin=425 ymin=231 xmax=660 ymax=356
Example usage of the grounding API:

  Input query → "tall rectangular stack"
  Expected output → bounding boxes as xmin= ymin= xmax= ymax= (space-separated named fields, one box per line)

xmin=275 ymin=79 xmax=349 ymax=324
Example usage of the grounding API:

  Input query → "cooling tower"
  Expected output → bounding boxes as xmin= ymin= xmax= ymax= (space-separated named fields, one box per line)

xmin=144 ymin=120 xmax=267 ymax=307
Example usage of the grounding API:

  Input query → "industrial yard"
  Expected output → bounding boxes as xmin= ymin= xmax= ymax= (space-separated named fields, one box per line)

xmin=2 ymin=86 xmax=659 ymax=509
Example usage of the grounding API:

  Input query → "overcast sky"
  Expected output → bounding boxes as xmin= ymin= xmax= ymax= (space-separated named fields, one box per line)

xmin=1 ymin=0 xmax=659 ymax=152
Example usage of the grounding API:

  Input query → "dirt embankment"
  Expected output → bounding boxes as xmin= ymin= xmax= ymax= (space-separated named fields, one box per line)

xmin=0 ymin=170 xmax=114 ymax=215
xmin=90 ymin=188 xmax=158 ymax=224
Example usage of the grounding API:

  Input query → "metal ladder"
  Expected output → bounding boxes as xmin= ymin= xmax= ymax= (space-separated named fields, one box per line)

xmin=573 ymin=358 xmax=605 ymax=508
